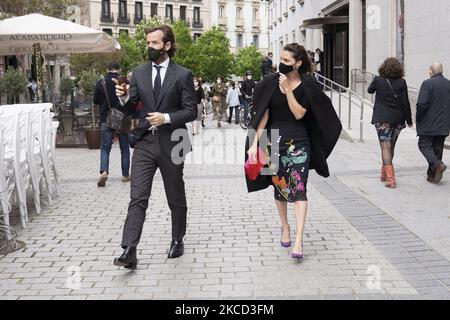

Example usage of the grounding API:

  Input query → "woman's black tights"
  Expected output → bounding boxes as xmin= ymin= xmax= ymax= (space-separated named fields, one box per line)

xmin=379 ymin=138 xmax=398 ymax=165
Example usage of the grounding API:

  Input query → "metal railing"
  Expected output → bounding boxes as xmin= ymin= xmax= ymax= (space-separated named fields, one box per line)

xmin=351 ymin=68 xmax=420 ymax=121
xmin=314 ymin=73 xmax=366 ymax=142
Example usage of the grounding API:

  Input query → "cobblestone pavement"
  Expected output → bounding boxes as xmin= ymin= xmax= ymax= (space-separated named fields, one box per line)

xmin=1 ymin=119 xmax=450 ymax=300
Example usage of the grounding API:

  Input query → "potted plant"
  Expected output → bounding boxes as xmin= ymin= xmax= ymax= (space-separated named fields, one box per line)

xmin=78 ymin=70 xmax=101 ymax=149
xmin=2 ymin=68 xmax=28 ymax=104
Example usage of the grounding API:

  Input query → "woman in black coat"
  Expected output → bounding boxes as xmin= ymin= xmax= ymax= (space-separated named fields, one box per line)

xmin=367 ymin=57 xmax=413 ymax=188
xmin=245 ymin=43 xmax=341 ymax=260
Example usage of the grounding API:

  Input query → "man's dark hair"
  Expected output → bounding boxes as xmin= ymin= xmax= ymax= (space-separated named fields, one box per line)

xmin=107 ymin=62 xmax=120 ymax=71
xmin=283 ymin=43 xmax=313 ymax=74
xmin=268 ymin=52 xmax=273 ymax=56
xmin=378 ymin=57 xmax=404 ymax=79
xmin=316 ymin=48 xmax=321 ymax=52
xmin=145 ymin=25 xmax=177 ymax=58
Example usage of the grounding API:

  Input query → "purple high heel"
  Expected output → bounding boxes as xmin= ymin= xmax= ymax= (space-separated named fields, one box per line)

xmin=280 ymin=226 xmax=291 ymax=247
xmin=291 ymin=244 xmax=304 ymax=260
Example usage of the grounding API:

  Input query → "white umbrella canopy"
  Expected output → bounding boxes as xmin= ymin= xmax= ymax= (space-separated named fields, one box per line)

xmin=0 ymin=13 xmax=121 ymax=55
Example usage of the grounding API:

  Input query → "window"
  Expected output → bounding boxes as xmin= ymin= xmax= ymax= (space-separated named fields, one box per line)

xmin=135 ymin=2 xmax=143 ymax=19
xmin=165 ymin=4 xmax=173 ymax=21
xmin=252 ymin=35 xmax=259 ymax=48
xmin=180 ymin=5 xmax=187 ymax=20
xmin=194 ymin=33 xmax=202 ymax=42
xmin=253 ymin=8 xmax=258 ymax=21
xmin=219 ymin=5 xmax=225 ymax=18
xmin=193 ymin=7 xmax=200 ymax=23
xmin=237 ymin=34 xmax=243 ymax=48
xmin=102 ymin=28 xmax=113 ymax=36
xmin=102 ymin=0 xmax=110 ymax=16
xmin=236 ymin=7 xmax=242 ymax=19
xmin=119 ymin=0 xmax=127 ymax=18
xmin=151 ymin=3 xmax=158 ymax=17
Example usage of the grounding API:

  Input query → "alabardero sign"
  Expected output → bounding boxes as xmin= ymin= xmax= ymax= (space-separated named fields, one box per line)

xmin=8 ymin=34 xmax=73 ymax=41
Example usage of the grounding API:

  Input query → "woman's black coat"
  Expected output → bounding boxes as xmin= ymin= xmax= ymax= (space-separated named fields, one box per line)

xmin=244 ymin=73 xmax=342 ymax=193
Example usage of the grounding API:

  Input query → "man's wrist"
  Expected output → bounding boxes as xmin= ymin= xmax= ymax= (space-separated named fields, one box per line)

xmin=164 ymin=113 xmax=171 ymax=124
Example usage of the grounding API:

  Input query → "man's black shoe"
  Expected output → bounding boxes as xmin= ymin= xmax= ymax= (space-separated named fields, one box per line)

xmin=113 ymin=247 xmax=137 ymax=270
xmin=168 ymin=240 xmax=184 ymax=259
xmin=433 ymin=163 xmax=447 ymax=184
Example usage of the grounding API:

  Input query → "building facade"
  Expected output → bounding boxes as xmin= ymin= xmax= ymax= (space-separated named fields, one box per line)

xmin=82 ymin=0 xmax=210 ymax=38
xmin=210 ymin=0 xmax=270 ymax=54
xmin=268 ymin=0 xmax=450 ymax=89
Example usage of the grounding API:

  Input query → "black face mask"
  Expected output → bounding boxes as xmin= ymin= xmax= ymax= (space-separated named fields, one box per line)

xmin=278 ymin=62 xmax=295 ymax=74
xmin=147 ymin=47 xmax=165 ymax=62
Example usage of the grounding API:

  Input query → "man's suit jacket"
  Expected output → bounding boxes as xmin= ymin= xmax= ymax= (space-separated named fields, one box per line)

xmin=124 ymin=60 xmax=198 ymax=156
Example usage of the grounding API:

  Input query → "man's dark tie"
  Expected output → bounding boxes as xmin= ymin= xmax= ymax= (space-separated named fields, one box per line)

xmin=153 ymin=65 xmax=162 ymax=103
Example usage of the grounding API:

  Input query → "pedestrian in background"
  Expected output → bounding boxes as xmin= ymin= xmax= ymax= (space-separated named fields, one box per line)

xmin=211 ymin=75 xmax=227 ymax=128
xmin=368 ymin=57 xmax=413 ymax=188
xmin=192 ymin=76 xmax=205 ymax=135
xmin=416 ymin=62 xmax=450 ymax=183
xmin=93 ymin=62 xmax=130 ymax=187
xmin=226 ymin=80 xmax=241 ymax=125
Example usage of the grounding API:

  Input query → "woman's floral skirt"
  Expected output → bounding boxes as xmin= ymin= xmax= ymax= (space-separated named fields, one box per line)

xmin=268 ymin=122 xmax=310 ymax=203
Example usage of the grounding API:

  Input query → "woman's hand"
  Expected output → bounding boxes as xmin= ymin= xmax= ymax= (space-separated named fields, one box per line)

xmin=247 ymin=144 xmax=258 ymax=160
xmin=279 ymin=73 xmax=291 ymax=94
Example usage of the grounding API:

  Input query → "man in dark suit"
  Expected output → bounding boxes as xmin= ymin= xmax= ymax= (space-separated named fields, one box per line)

xmin=416 ymin=63 xmax=450 ymax=184
xmin=113 ymin=25 xmax=197 ymax=270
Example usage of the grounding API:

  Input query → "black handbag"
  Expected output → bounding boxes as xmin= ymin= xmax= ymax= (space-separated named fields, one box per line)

xmin=102 ymin=76 xmax=131 ymax=133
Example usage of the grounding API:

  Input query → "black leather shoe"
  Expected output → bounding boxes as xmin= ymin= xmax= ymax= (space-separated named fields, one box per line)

xmin=168 ymin=240 xmax=184 ymax=259
xmin=113 ymin=247 xmax=137 ymax=270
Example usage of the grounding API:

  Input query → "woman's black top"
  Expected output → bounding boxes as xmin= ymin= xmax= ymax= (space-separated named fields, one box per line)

xmin=195 ymin=86 xmax=204 ymax=104
xmin=368 ymin=75 xmax=412 ymax=125
xmin=269 ymin=83 xmax=309 ymax=123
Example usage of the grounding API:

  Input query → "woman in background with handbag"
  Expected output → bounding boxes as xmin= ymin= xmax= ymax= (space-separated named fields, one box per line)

xmin=245 ymin=44 xmax=342 ymax=260
xmin=368 ymin=57 xmax=413 ymax=188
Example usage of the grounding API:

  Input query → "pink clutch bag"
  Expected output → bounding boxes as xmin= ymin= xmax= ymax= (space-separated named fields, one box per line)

xmin=245 ymin=147 xmax=268 ymax=181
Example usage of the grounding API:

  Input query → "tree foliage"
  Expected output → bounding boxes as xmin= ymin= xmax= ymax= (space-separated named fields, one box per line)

xmin=233 ymin=45 xmax=264 ymax=80
xmin=2 ymin=68 xmax=28 ymax=98
xmin=192 ymin=26 xmax=234 ymax=81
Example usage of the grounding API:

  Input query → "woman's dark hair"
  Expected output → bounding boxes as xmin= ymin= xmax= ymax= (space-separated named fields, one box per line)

xmin=229 ymin=80 xmax=235 ymax=88
xmin=145 ymin=25 xmax=177 ymax=58
xmin=378 ymin=57 xmax=404 ymax=79
xmin=283 ymin=43 xmax=313 ymax=74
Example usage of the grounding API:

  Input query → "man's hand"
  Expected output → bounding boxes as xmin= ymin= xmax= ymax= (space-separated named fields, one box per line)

xmin=146 ymin=112 xmax=165 ymax=127
xmin=112 ymin=78 xmax=130 ymax=98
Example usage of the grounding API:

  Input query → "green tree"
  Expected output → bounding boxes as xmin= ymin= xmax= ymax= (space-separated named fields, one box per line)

xmin=193 ymin=26 xmax=234 ymax=81
xmin=2 ymin=68 xmax=28 ymax=104
xmin=233 ymin=45 xmax=264 ymax=80
xmin=117 ymin=31 xmax=146 ymax=74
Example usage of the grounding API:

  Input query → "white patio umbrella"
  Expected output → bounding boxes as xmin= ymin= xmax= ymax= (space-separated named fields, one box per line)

xmin=0 ymin=13 xmax=121 ymax=55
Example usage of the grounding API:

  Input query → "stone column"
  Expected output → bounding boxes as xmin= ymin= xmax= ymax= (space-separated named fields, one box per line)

xmin=349 ymin=0 xmax=363 ymax=74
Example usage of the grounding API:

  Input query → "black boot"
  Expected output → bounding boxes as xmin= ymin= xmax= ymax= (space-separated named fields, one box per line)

xmin=113 ymin=247 xmax=137 ymax=270
xmin=201 ymin=120 xmax=205 ymax=128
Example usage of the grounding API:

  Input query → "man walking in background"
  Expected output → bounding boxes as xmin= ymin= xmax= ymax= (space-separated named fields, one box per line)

xmin=93 ymin=62 xmax=130 ymax=187
xmin=416 ymin=62 xmax=450 ymax=183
